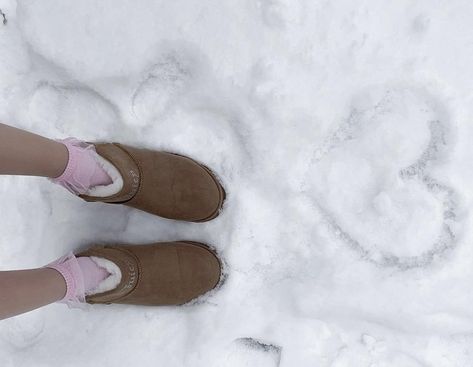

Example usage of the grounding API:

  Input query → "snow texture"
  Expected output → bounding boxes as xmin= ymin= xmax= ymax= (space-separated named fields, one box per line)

xmin=1 ymin=0 xmax=473 ymax=366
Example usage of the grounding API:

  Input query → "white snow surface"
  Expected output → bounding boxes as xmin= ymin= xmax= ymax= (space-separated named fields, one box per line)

xmin=1 ymin=0 xmax=473 ymax=366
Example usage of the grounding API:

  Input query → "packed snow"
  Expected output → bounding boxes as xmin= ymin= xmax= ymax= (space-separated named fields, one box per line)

xmin=2 ymin=0 xmax=473 ymax=366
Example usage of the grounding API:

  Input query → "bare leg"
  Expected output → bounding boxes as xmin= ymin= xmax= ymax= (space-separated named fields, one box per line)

xmin=0 ymin=124 xmax=68 ymax=319
xmin=0 ymin=268 xmax=66 ymax=320
xmin=0 ymin=123 xmax=68 ymax=178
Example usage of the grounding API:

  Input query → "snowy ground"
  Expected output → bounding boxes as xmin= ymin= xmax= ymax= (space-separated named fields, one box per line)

xmin=1 ymin=0 xmax=473 ymax=366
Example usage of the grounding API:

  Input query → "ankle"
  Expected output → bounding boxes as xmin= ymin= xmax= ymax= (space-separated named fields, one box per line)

xmin=49 ymin=140 xmax=70 ymax=179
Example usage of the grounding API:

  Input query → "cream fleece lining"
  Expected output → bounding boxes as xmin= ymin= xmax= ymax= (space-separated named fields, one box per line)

xmin=87 ymin=256 xmax=123 ymax=295
xmin=86 ymin=153 xmax=124 ymax=197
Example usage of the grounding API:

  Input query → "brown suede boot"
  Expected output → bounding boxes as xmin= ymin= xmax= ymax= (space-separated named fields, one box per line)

xmin=77 ymin=241 xmax=222 ymax=305
xmin=80 ymin=143 xmax=226 ymax=222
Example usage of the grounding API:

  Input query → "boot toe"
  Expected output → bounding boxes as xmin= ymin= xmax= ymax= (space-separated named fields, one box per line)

xmin=177 ymin=242 xmax=222 ymax=303
xmin=186 ymin=165 xmax=225 ymax=222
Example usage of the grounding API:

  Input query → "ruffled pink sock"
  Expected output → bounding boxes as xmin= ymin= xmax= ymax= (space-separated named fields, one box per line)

xmin=46 ymin=253 xmax=110 ymax=305
xmin=51 ymin=138 xmax=112 ymax=195
xmin=76 ymin=257 xmax=110 ymax=292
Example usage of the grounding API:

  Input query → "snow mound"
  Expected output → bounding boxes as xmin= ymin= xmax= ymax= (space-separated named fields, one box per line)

xmin=2 ymin=0 xmax=473 ymax=366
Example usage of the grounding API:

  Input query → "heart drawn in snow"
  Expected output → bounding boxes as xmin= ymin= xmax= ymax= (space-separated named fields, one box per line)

xmin=305 ymin=86 xmax=458 ymax=269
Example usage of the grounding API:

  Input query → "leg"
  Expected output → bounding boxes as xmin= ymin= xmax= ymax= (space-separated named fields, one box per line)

xmin=0 ymin=268 xmax=66 ymax=320
xmin=0 ymin=123 xmax=68 ymax=178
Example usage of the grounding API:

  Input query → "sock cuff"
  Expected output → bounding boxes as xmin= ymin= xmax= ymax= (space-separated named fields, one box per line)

xmin=50 ymin=137 xmax=120 ymax=196
xmin=45 ymin=252 xmax=86 ymax=307
xmin=53 ymin=138 xmax=79 ymax=182
xmin=50 ymin=138 xmax=95 ymax=194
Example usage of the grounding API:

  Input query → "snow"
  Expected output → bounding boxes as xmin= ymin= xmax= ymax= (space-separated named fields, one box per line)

xmin=1 ymin=0 xmax=473 ymax=365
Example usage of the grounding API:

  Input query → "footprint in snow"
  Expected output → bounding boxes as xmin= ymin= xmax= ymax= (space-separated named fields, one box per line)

xmin=211 ymin=337 xmax=282 ymax=367
xmin=131 ymin=51 xmax=194 ymax=125
xmin=25 ymin=82 xmax=120 ymax=140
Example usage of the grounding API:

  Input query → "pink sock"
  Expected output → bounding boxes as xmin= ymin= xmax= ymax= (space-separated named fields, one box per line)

xmin=51 ymin=138 xmax=113 ymax=195
xmin=76 ymin=257 xmax=110 ymax=293
xmin=46 ymin=253 xmax=110 ymax=305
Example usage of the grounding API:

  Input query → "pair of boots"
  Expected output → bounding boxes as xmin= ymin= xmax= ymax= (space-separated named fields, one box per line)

xmin=46 ymin=140 xmax=225 ymax=306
